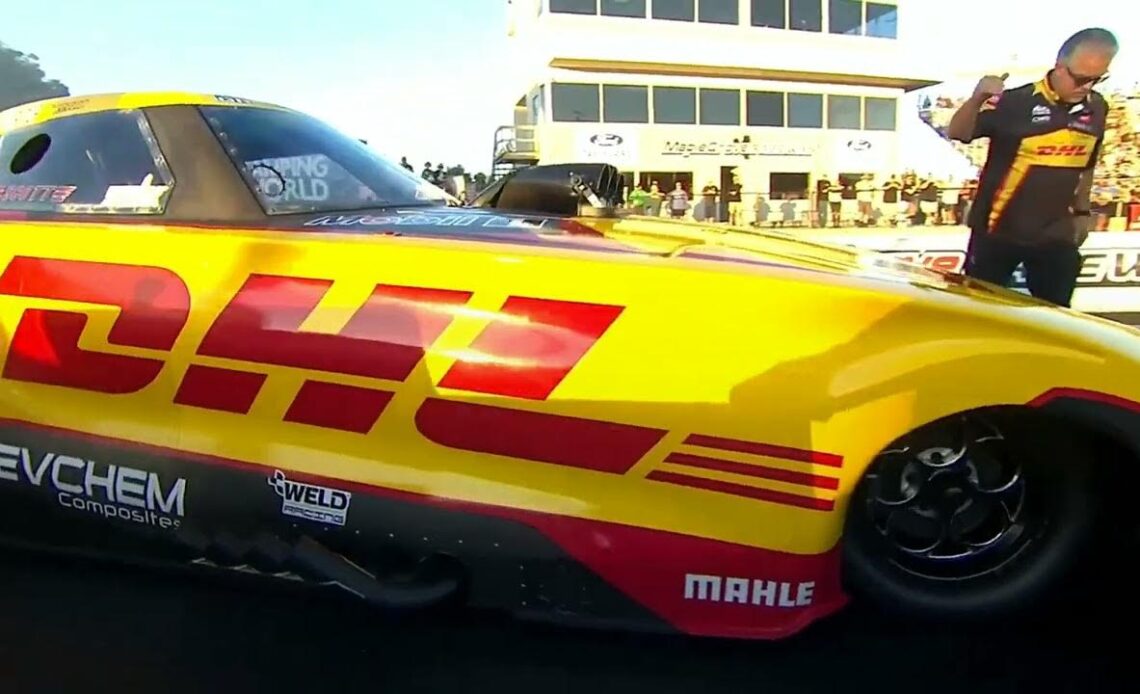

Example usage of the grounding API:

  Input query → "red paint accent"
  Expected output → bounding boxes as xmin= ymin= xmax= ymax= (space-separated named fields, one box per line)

xmin=1029 ymin=387 xmax=1140 ymax=413
xmin=0 ymin=416 xmax=847 ymax=640
xmin=438 ymin=297 xmax=623 ymax=400
xmin=685 ymin=434 xmax=844 ymax=468
xmin=284 ymin=381 xmax=394 ymax=433
xmin=4 ymin=312 xmax=166 ymax=394
xmin=558 ymin=219 xmax=605 ymax=237
xmin=415 ymin=398 xmax=665 ymax=474
xmin=0 ymin=257 xmax=190 ymax=394
xmin=197 ymin=275 xmax=471 ymax=381
xmin=531 ymin=521 xmax=844 ymax=639
xmin=664 ymin=452 xmax=840 ymax=490
xmin=173 ymin=365 xmax=266 ymax=414
xmin=648 ymin=470 xmax=836 ymax=512
xmin=0 ymin=257 xmax=190 ymax=350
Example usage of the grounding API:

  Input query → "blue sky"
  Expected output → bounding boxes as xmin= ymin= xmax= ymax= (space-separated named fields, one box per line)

xmin=6 ymin=0 xmax=515 ymax=172
xmin=5 ymin=1 xmax=1137 ymax=174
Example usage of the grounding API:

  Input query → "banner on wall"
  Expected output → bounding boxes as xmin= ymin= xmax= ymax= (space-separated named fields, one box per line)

xmin=658 ymin=138 xmax=816 ymax=158
xmin=830 ymin=136 xmax=891 ymax=172
xmin=810 ymin=229 xmax=1140 ymax=317
xmin=574 ymin=131 xmax=638 ymax=167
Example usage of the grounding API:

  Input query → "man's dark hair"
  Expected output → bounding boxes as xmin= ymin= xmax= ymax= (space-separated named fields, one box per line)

xmin=1058 ymin=27 xmax=1119 ymax=62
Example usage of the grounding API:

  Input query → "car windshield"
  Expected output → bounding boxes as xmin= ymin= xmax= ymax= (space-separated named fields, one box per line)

xmin=198 ymin=105 xmax=453 ymax=215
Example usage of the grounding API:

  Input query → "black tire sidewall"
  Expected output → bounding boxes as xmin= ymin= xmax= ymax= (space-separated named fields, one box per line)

xmin=841 ymin=422 xmax=1098 ymax=621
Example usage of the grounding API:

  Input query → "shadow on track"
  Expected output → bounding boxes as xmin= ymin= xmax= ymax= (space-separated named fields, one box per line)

xmin=0 ymin=545 xmax=1132 ymax=694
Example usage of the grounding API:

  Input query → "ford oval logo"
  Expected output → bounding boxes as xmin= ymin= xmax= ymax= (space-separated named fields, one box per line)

xmin=590 ymin=133 xmax=624 ymax=147
xmin=847 ymin=139 xmax=872 ymax=151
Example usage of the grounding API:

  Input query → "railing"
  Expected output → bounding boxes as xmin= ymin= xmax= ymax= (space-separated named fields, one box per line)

xmin=621 ymin=188 xmax=1140 ymax=231
xmin=492 ymin=125 xmax=539 ymax=161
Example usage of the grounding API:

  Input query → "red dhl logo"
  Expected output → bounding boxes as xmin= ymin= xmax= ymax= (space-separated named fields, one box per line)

xmin=0 ymin=256 xmax=667 ymax=475
xmin=1035 ymin=144 xmax=1089 ymax=156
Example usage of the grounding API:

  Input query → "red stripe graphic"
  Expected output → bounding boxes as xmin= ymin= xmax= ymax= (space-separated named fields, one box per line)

xmin=684 ymin=434 xmax=844 ymax=468
xmin=197 ymin=275 xmax=471 ymax=381
xmin=1028 ymin=387 xmax=1140 ymax=413
xmin=284 ymin=381 xmax=394 ymax=434
xmin=438 ymin=297 xmax=623 ymax=400
xmin=415 ymin=398 xmax=665 ymax=474
xmin=174 ymin=365 xmax=266 ymax=413
xmin=664 ymin=452 xmax=839 ymax=490
xmin=647 ymin=470 xmax=835 ymax=511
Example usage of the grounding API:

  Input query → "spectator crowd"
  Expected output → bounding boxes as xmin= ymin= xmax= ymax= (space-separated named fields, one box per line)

xmin=623 ymin=173 xmax=979 ymax=230
xmin=398 ymin=155 xmax=486 ymax=202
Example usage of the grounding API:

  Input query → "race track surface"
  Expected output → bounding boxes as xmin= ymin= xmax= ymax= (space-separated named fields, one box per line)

xmin=0 ymin=547 xmax=1131 ymax=693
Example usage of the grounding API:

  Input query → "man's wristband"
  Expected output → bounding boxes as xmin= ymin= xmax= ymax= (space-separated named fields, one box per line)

xmin=1073 ymin=209 xmax=1091 ymax=216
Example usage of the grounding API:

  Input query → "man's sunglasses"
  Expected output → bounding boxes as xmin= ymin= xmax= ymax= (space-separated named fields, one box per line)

xmin=1065 ymin=66 xmax=1109 ymax=86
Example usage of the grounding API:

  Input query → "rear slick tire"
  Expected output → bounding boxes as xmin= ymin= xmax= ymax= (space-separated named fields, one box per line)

xmin=841 ymin=412 xmax=1098 ymax=622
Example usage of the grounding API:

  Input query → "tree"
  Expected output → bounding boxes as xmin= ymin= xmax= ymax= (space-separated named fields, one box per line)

xmin=446 ymin=164 xmax=466 ymax=177
xmin=0 ymin=42 xmax=69 ymax=112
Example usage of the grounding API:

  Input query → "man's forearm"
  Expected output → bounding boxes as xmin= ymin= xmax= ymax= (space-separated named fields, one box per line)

xmin=946 ymin=95 xmax=987 ymax=142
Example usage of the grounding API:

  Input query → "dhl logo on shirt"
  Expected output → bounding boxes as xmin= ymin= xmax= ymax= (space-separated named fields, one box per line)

xmin=1035 ymin=144 xmax=1089 ymax=157
xmin=1022 ymin=131 xmax=1098 ymax=168
xmin=987 ymin=129 xmax=1099 ymax=229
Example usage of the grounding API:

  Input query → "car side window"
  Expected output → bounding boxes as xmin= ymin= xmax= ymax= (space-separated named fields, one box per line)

xmin=0 ymin=110 xmax=174 ymax=215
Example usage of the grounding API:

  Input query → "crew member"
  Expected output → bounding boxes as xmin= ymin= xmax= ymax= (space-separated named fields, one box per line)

xmin=947 ymin=28 xmax=1116 ymax=307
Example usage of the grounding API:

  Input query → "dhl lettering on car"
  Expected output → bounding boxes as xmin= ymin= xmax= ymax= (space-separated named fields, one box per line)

xmin=0 ymin=257 xmax=192 ymax=394
xmin=0 ymin=256 xmax=620 ymax=403
xmin=0 ymin=254 xmax=845 ymax=515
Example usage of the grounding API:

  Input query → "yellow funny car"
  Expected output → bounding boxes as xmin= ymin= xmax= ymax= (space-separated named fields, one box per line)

xmin=0 ymin=92 xmax=1137 ymax=640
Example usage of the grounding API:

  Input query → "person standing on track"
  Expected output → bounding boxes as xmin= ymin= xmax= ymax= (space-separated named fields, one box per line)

xmin=947 ymin=28 xmax=1117 ymax=307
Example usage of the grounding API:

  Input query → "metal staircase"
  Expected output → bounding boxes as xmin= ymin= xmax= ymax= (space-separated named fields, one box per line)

xmin=491 ymin=125 xmax=538 ymax=181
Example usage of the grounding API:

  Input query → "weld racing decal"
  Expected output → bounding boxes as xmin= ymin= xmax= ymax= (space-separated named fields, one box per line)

xmin=268 ymin=470 xmax=352 ymax=526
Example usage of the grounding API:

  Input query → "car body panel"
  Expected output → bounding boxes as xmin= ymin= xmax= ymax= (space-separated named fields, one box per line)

xmin=2 ymin=94 xmax=1140 ymax=640
xmin=0 ymin=91 xmax=288 ymax=134
xmin=2 ymin=216 xmax=1133 ymax=546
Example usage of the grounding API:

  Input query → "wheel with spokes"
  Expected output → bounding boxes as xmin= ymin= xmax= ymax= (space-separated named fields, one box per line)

xmin=842 ymin=410 xmax=1097 ymax=620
